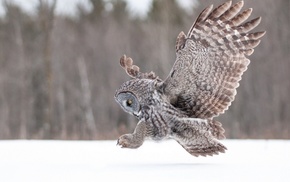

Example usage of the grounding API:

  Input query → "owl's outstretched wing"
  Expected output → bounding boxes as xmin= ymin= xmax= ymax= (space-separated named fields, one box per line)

xmin=162 ymin=1 xmax=265 ymax=118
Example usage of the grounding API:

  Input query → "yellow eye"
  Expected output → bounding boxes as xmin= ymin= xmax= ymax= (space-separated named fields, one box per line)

xmin=126 ymin=99 xmax=133 ymax=106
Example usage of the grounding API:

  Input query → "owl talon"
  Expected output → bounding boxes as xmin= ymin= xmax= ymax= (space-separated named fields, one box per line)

xmin=117 ymin=140 xmax=128 ymax=148
xmin=117 ymin=133 xmax=144 ymax=149
xmin=117 ymin=135 xmax=131 ymax=148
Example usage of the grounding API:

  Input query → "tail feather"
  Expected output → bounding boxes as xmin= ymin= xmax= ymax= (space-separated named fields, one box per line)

xmin=171 ymin=117 xmax=227 ymax=157
xmin=178 ymin=139 xmax=227 ymax=157
xmin=208 ymin=120 xmax=226 ymax=140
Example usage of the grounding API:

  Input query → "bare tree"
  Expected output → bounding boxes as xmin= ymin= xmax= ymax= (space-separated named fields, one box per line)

xmin=77 ymin=57 xmax=97 ymax=136
xmin=37 ymin=0 xmax=56 ymax=138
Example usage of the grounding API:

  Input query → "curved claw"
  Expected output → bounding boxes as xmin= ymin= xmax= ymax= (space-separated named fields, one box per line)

xmin=116 ymin=135 xmax=129 ymax=148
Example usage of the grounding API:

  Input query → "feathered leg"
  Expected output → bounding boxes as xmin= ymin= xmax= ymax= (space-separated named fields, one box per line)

xmin=117 ymin=119 xmax=147 ymax=148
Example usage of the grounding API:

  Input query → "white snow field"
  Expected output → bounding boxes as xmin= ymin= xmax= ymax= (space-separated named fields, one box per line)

xmin=0 ymin=140 xmax=289 ymax=182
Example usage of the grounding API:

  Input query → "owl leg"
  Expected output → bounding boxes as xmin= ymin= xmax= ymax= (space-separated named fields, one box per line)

xmin=117 ymin=119 xmax=147 ymax=149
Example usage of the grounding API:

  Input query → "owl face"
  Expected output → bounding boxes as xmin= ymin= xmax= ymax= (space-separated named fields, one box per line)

xmin=115 ymin=91 xmax=140 ymax=116
xmin=115 ymin=78 xmax=158 ymax=117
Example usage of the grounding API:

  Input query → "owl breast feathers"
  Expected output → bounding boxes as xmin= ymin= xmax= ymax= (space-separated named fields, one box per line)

xmin=115 ymin=0 xmax=265 ymax=157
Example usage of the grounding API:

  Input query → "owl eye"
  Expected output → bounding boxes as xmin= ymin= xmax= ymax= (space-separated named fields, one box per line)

xmin=126 ymin=99 xmax=133 ymax=106
xmin=115 ymin=92 xmax=140 ymax=115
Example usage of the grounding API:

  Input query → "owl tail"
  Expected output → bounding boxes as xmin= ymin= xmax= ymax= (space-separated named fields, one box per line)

xmin=208 ymin=120 xmax=226 ymax=140
xmin=171 ymin=118 xmax=227 ymax=157
xmin=176 ymin=139 xmax=227 ymax=157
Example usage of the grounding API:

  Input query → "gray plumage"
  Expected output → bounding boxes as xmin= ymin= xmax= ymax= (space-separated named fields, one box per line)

xmin=114 ymin=1 xmax=265 ymax=157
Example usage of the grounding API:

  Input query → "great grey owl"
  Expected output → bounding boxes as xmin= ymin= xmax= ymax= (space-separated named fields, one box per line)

xmin=115 ymin=1 xmax=265 ymax=157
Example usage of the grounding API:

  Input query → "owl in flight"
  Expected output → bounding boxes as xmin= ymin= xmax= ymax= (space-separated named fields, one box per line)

xmin=115 ymin=1 xmax=265 ymax=157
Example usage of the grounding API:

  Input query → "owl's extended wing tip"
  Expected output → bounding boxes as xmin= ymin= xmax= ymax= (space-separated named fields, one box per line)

xmin=119 ymin=55 xmax=140 ymax=78
xmin=119 ymin=55 xmax=161 ymax=80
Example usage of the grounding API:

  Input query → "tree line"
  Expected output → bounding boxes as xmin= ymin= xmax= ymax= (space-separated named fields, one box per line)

xmin=0 ymin=0 xmax=289 ymax=139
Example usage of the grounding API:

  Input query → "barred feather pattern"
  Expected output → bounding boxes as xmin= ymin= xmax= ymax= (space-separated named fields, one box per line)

xmin=164 ymin=0 xmax=265 ymax=119
xmin=115 ymin=1 xmax=265 ymax=157
xmin=116 ymin=78 xmax=227 ymax=156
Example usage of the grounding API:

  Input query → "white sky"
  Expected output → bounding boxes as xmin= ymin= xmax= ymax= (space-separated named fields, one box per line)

xmin=0 ymin=0 xmax=194 ymax=17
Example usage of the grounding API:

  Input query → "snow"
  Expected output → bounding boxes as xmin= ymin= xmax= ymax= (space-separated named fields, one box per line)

xmin=0 ymin=140 xmax=289 ymax=182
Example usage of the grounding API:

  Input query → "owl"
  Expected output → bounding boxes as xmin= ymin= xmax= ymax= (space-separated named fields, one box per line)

xmin=115 ymin=1 xmax=265 ymax=157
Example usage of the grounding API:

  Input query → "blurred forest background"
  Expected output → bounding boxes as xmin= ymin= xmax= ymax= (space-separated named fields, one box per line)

xmin=0 ymin=0 xmax=289 ymax=140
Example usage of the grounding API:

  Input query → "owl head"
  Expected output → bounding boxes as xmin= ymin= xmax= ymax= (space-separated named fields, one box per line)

xmin=115 ymin=55 xmax=162 ymax=117
xmin=115 ymin=78 xmax=156 ymax=117
xmin=115 ymin=55 xmax=163 ymax=117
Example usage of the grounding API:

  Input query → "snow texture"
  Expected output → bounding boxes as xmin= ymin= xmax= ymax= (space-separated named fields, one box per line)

xmin=0 ymin=140 xmax=289 ymax=182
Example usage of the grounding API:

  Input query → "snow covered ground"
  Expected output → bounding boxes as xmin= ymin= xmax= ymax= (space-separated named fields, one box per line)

xmin=0 ymin=140 xmax=289 ymax=182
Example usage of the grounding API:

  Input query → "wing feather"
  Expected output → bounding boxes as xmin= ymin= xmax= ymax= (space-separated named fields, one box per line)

xmin=221 ymin=1 xmax=244 ymax=20
xmin=162 ymin=1 xmax=265 ymax=118
xmin=120 ymin=55 xmax=161 ymax=80
xmin=208 ymin=0 xmax=232 ymax=19
xmin=231 ymin=8 xmax=253 ymax=26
